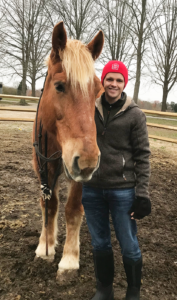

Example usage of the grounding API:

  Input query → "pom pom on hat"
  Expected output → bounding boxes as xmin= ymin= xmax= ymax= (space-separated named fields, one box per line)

xmin=101 ymin=60 xmax=128 ymax=88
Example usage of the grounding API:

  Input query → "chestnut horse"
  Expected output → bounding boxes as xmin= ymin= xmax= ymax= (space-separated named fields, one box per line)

xmin=32 ymin=21 xmax=104 ymax=281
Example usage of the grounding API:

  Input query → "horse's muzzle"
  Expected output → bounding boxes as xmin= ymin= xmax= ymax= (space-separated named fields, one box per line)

xmin=63 ymin=155 xmax=100 ymax=182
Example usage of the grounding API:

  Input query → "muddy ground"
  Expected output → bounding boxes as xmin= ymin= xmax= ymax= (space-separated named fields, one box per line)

xmin=0 ymin=122 xmax=177 ymax=300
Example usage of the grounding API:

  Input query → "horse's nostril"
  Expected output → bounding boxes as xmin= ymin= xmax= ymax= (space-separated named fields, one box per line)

xmin=73 ymin=156 xmax=81 ymax=174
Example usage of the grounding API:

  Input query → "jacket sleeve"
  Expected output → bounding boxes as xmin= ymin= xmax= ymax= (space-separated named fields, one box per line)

xmin=130 ymin=109 xmax=151 ymax=198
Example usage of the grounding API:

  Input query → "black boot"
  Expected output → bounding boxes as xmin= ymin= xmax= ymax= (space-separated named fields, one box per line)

xmin=123 ymin=256 xmax=142 ymax=300
xmin=91 ymin=249 xmax=114 ymax=300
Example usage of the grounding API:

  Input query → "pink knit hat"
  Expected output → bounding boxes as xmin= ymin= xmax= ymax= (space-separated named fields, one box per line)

xmin=101 ymin=60 xmax=128 ymax=88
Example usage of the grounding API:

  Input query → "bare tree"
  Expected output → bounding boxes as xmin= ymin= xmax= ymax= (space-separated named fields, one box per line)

xmin=47 ymin=0 xmax=100 ymax=42
xmin=128 ymin=0 xmax=166 ymax=103
xmin=27 ymin=2 xmax=52 ymax=96
xmin=0 ymin=0 xmax=34 ymax=104
xmin=96 ymin=0 xmax=163 ymax=102
xmin=130 ymin=0 xmax=147 ymax=103
xmin=28 ymin=32 xmax=49 ymax=97
xmin=0 ymin=0 xmax=51 ymax=102
xmin=149 ymin=0 xmax=177 ymax=111
xmin=96 ymin=0 xmax=135 ymax=78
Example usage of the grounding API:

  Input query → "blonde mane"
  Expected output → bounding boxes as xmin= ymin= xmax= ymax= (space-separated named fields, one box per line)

xmin=59 ymin=40 xmax=95 ymax=95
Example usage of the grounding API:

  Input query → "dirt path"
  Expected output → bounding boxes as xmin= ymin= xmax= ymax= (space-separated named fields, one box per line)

xmin=0 ymin=121 xmax=177 ymax=300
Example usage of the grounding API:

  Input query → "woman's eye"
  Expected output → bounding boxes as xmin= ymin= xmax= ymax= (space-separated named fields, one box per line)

xmin=55 ymin=83 xmax=65 ymax=93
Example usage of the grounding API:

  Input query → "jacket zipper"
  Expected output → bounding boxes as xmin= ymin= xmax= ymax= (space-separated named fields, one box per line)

xmin=96 ymin=108 xmax=126 ymax=131
xmin=98 ymin=110 xmax=125 ymax=136
xmin=97 ymin=109 xmax=127 ymax=181
xmin=102 ymin=110 xmax=111 ymax=135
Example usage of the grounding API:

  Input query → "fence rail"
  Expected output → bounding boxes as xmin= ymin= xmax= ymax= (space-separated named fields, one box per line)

xmin=0 ymin=94 xmax=177 ymax=143
xmin=142 ymin=109 xmax=177 ymax=118
xmin=0 ymin=106 xmax=36 ymax=112
xmin=0 ymin=94 xmax=39 ymax=101
xmin=146 ymin=123 xmax=177 ymax=131
xmin=148 ymin=135 xmax=177 ymax=144
xmin=0 ymin=117 xmax=34 ymax=122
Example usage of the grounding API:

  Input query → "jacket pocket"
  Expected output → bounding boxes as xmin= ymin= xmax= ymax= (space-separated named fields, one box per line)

xmin=122 ymin=154 xmax=127 ymax=181
xmin=98 ymin=151 xmax=126 ymax=180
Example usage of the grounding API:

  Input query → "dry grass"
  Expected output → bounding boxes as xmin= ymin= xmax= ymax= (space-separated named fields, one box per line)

xmin=149 ymin=139 xmax=177 ymax=160
xmin=147 ymin=127 xmax=177 ymax=140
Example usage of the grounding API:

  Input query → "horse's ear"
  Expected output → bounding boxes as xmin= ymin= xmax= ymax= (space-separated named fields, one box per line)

xmin=52 ymin=21 xmax=67 ymax=56
xmin=87 ymin=31 xmax=104 ymax=60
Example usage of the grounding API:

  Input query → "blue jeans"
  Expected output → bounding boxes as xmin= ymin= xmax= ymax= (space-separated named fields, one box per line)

xmin=82 ymin=186 xmax=141 ymax=261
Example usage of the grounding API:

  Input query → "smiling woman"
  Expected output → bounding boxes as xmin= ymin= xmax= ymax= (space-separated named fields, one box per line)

xmin=32 ymin=21 xmax=104 ymax=282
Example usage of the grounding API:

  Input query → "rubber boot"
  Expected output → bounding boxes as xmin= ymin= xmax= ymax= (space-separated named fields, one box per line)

xmin=123 ymin=256 xmax=142 ymax=300
xmin=91 ymin=249 xmax=114 ymax=300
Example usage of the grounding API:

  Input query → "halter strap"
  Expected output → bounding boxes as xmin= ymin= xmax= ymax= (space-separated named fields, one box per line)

xmin=33 ymin=72 xmax=62 ymax=197
xmin=33 ymin=72 xmax=63 ymax=256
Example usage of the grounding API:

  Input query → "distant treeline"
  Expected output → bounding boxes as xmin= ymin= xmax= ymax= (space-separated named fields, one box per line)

xmin=137 ymin=100 xmax=176 ymax=112
xmin=2 ymin=86 xmax=17 ymax=95
xmin=2 ymin=85 xmax=41 ymax=97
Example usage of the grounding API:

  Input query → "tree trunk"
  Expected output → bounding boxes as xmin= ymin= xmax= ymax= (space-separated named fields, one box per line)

xmin=20 ymin=66 xmax=27 ymax=105
xmin=20 ymin=0 xmax=27 ymax=106
xmin=32 ymin=77 xmax=35 ymax=97
xmin=133 ymin=59 xmax=141 ymax=104
xmin=161 ymin=82 xmax=168 ymax=112
xmin=31 ymin=58 xmax=36 ymax=96
xmin=19 ymin=98 xmax=27 ymax=105
xmin=133 ymin=0 xmax=146 ymax=104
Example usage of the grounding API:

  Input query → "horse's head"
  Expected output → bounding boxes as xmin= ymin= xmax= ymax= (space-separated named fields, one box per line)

xmin=40 ymin=22 xmax=104 ymax=182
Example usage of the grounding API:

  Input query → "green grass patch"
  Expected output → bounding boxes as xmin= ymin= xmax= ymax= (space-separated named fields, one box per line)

xmin=146 ymin=117 xmax=177 ymax=127
xmin=0 ymin=98 xmax=20 ymax=102
xmin=0 ymin=99 xmax=38 ymax=106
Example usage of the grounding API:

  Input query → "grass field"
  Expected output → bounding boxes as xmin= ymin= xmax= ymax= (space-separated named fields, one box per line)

xmin=0 ymin=98 xmax=20 ymax=103
xmin=146 ymin=116 xmax=177 ymax=127
xmin=2 ymin=99 xmax=38 ymax=102
xmin=0 ymin=99 xmax=38 ymax=105
xmin=146 ymin=116 xmax=177 ymax=140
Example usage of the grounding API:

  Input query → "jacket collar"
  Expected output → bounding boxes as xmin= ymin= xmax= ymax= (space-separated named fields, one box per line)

xmin=95 ymin=93 xmax=134 ymax=119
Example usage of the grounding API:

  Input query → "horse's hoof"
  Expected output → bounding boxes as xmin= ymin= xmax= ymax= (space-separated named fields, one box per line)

xmin=56 ymin=269 xmax=78 ymax=285
xmin=34 ymin=254 xmax=54 ymax=262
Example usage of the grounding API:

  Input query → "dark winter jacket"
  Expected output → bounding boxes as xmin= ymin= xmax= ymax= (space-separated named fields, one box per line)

xmin=85 ymin=93 xmax=151 ymax=198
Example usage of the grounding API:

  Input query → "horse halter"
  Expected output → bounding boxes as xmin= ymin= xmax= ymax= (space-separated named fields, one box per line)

xmin=33 ymin=72 xmax=63 ymax=255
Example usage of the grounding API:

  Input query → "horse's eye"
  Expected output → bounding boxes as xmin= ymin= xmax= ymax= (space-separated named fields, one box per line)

xmin=55 ymin=83 xmax=65 ymax=93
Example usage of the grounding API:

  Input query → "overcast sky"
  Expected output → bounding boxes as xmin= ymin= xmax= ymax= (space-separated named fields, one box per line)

xmin=125 ymin=79 xmax=177 ymax=104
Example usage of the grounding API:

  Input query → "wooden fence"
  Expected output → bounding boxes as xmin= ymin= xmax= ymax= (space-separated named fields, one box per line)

xmin=0 ymin=94 xmax=177 ymax=144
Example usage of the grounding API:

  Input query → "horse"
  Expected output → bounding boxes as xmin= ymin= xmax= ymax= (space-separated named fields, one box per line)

xmin=32 ymin=21 xmax=104 ymax=281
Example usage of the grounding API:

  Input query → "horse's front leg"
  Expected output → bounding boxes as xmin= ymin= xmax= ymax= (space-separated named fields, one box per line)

xmin=35 ymin=189 xmax=59 ymax=261
xmin=57 ymin=181 xmax=84 ymax=281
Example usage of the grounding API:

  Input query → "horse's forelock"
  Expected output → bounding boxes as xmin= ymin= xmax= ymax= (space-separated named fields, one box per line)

xmin=58 ymin=40 xmax=95 ymax=95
